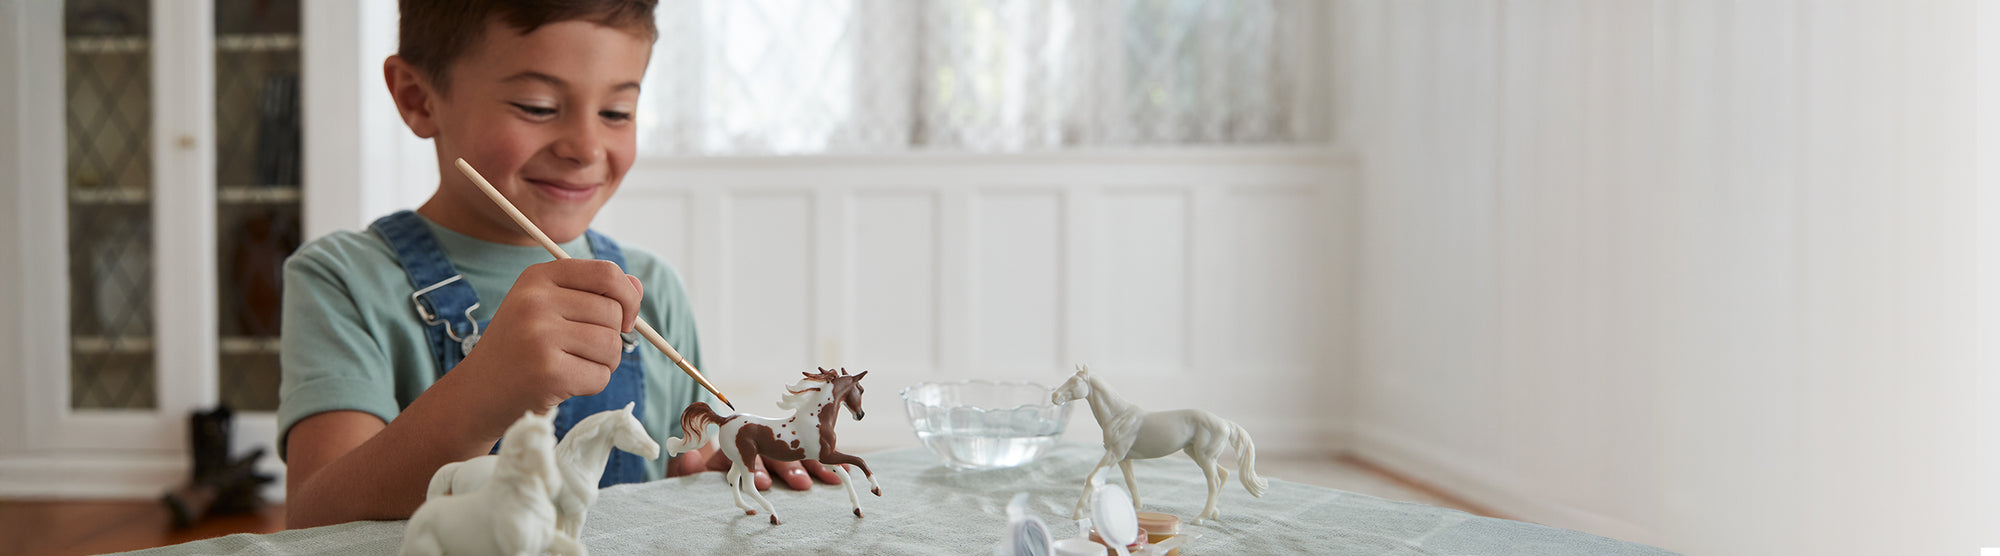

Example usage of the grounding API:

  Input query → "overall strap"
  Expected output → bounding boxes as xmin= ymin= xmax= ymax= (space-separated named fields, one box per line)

xmin=368 ymin=210 xmax=482 ymax=377
xmin=565 ymin=228 xmax=648 ymax=487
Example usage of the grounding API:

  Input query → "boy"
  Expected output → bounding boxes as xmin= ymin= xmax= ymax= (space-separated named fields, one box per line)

xmin=279 ymin=0 xmax=835 ymax=528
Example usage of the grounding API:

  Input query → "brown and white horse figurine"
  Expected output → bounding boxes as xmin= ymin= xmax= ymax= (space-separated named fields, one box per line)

xmin=1053 ymin=364 xmax=1268 ymax=524
xmin=664 ymin=367 xmax=880 ymax=524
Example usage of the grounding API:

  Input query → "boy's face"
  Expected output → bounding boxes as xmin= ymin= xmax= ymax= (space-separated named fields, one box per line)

xmin=410 ymin=19 xmax=651 ymax=244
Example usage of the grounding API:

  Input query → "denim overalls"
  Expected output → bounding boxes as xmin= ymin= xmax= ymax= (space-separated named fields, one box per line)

xmin=370 ymin=209 xmax=648 ymax=487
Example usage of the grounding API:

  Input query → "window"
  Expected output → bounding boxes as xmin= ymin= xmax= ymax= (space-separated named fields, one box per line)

xmin=638 ymin=0 xmax=1328 ymax=155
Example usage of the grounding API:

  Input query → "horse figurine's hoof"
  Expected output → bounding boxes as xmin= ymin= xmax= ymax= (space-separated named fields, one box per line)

xmin=853 ymin=508 xmax=863 ymax=518
xmin=745 ymin=510 xmax=757 ymax=516
xmin=769 ymin=515 xmax=781 ymax=525
xmin=871 ymin=487 xmax=881 ymax=496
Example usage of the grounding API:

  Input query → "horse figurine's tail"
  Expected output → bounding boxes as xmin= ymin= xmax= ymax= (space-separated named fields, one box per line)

xmin=664 ymin=402 xmax=726 ymax=456
xmin=1230 ymin=422 xmax=1269 ymax=498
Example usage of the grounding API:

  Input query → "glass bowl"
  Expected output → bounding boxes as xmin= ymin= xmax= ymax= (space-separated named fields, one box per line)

xmin=901 ymin=380 xmax=1073 ymax=470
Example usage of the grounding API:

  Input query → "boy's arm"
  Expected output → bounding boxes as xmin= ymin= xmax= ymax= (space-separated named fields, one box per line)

xmin=284 ymin=362 xmax=522 ymax=527
xmin=284 ymin=258 xmax=645 ymax=527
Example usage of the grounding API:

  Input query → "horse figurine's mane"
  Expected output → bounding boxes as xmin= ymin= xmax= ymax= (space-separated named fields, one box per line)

xmin=777 ymin=367 xmax=848 ymax=410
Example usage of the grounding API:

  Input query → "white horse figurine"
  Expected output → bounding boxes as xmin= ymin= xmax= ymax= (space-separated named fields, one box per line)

xmin=664 ymin=367 xmax=881 ymax=525
xmin=1052 ymin=364 xmax=1268 ymax=524
xmin=425 ymin=402 xmax=660 ymax=537
xmin=401 ymin=409 xmax=582 ymax=556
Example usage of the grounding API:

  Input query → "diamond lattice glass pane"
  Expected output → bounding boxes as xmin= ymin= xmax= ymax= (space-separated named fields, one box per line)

xmin=216 ymin=0 xmax=301 ymax=412
xmin=638 ymin=0 xmax=1325 ymax=155
xmin=67 ymin=0 xmax=156 ymax=410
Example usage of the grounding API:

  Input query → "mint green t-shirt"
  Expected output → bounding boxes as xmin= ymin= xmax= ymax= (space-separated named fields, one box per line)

xmin=276 ymin=215 xmax=705 ymax=480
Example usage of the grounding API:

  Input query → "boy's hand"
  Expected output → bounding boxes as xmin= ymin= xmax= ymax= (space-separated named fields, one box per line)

xmin=669 ymin=442 xmax=843 ymax=490
xmin=458 ymin=258 xmax=643 ymax=414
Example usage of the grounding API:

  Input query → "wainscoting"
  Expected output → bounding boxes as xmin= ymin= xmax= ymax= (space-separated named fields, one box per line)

xmin=594 ymin=150 xmax=1352 ymax=455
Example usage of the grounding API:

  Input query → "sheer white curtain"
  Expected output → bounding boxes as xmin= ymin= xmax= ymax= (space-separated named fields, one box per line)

xmin=637 ymin=0 xmax=1326 ymax=155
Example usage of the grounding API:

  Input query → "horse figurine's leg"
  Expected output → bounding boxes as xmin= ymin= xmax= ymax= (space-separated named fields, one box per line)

xmin=1072 ymin=451 xmax=1122 ymax=519
xmin=397 ymin=525 xmax=442 ymax=556
xmin=545 ymin=529 xmax=589 ymax=556
xmin=817 ymin=451 xmax=881 ymax=497
xmin=1192 ymin=453 xmax=1224 ymax=524
xmin=1118 ymin=460 xmax=1141 ymax=509
xmin=724 ymin=463 xmax=757 ymax=515
xmin=828 ymin=463 xmax=864 ymax=517
xmin=556 ymin=511 xmax=583 ymax=540
xmin=733 ymin=460 xmax=782 ymax=524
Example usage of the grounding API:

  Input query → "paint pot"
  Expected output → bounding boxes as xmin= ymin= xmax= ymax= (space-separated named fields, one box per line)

xmin=1134 ymin=512 xmax=1180 ymax=542
xmin=1088 ymin=526 xmax=1150 ymax=555
xmin=1134 ymin=512 xmax=1182 ymax=555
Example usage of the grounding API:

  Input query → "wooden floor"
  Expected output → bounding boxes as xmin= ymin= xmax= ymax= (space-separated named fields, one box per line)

xmin=0 ymin=499 xmax=285 ymax=556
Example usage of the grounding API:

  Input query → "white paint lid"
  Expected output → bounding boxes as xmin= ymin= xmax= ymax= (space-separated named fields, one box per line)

xmin=1090 ymin=483 xmax=1140 ymax=548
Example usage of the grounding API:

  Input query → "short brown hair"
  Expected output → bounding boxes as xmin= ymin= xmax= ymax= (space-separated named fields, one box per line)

xmin=398 ymin=0 xmax=658 ymax=92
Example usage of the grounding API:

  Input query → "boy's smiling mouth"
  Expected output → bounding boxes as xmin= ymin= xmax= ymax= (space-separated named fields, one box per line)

xmin=525 ymin=178 xmax=602 ymax=203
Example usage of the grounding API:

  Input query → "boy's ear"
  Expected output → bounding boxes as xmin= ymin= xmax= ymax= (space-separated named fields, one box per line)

xmin=383 ymin=55 xmax=441 ymax=139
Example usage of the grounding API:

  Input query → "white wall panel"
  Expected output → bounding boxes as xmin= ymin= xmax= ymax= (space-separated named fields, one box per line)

xmin=611 ymin=152 xmax=1345 ymax=454
xmin=851 ymin=192 xmax=939 ymax=372
xmin=1215 ymin=190 xmax=1317 ymax=369
xmin=969 ymin=191 xmax=1064 ymax=376
xmin=724 ymin=193 xmax=814 ymax=385
xmin=1096 ymin=189 xmax=1188 ymax=372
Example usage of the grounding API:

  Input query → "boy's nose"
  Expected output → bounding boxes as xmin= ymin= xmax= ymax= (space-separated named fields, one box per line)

xmin=551 ymin=119 xmax=606 ymax=166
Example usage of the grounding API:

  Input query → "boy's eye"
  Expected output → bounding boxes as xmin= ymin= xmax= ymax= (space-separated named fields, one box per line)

xmin=599 ymin=110 xmax=632 ymax=123
xmin=511 ymin=102 xmax=556 ymax=117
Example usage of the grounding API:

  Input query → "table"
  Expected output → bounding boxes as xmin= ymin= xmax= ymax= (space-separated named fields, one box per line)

xmin=119 ymin=443 xmax=1676 ymax=555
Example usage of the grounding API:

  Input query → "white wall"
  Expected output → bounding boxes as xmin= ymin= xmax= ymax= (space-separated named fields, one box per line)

xmin=594 ymin=152 xmax=1348 ymax=455
xmin=1337 ymin=0 xmax=1977 ymax=554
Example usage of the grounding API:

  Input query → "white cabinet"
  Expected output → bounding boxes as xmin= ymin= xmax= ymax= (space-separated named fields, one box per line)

xmin=0 ymin=0 xmax=371 ymax=498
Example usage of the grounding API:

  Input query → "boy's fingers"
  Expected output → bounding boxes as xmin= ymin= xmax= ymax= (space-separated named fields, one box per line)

xmin=553 ymin=321 xmax=621 ymax=389
xmin=801 ymin=460 xmax=842 ymax=485
xmin=550 ymin=288 xmax=622 ymax=330
xmin=767 ymin=459 xmax=812 ymax=491
xmin=541 ymin=260 xmax=642 ymax=327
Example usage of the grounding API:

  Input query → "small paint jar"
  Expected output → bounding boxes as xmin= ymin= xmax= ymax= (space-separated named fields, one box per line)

xmin=1088 ymin=526 xmax=1149 ymax=555
xmin=1135 ymin=512 xmax=1181 ymax=543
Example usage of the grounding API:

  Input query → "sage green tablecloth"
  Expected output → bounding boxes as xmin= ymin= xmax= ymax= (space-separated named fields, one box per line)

xmin=122 ymin=443 xmax=1675 ymax=555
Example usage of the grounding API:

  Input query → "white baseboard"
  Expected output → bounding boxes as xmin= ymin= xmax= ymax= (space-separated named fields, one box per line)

xmin=1346 ymin=424 xmax=1666 ymax=549
xmin=0 ymin=440 xmax=287 ymax=502
xmin=0 ymin=454 xmax=186 ymax=499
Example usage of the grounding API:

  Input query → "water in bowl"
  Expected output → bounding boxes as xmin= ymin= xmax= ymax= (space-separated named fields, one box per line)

xmin=915 ymin=428 xmax=1061 ymax=470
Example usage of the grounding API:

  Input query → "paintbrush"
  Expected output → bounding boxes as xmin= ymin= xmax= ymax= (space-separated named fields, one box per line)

xmin=454 ymin=158 xmax=735 ymax=410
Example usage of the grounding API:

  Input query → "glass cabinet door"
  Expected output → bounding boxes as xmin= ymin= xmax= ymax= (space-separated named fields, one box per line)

xmin=214 ymin=0 xmax=300 ymax=412
xmin=65 ymin=0 xmax=156 ymax=410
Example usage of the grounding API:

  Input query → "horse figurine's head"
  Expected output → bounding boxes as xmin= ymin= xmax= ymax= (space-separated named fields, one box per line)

xmin=498 ymin=409 xmax=562 ymax=497
xmin=1052 ymin=364 xmax=1094 ymax=405
xmin=572 ymin=402 xmax=659 ymax=461
xmin=828 ymin=367 xmax=868 ymax=421
xmin=792 ymin=367 xmax=870 ymax=421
